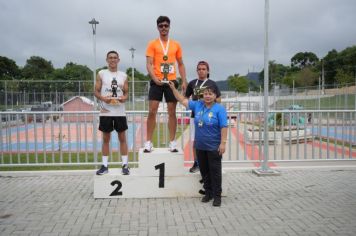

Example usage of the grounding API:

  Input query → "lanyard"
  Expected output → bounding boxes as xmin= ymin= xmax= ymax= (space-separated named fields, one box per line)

xmin=195 ymin=78 xmax=208 ymax=89
xmin=198 ymin=104 xmax=214 ymax=127
xmin=159 ymin=38 xmax=170 ymax=57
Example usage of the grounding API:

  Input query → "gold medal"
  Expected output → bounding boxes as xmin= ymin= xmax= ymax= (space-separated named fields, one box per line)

xmin=163 ymin=55 xmax=168 ymax=61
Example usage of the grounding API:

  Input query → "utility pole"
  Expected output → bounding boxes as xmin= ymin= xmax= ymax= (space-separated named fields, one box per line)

xmin=129 ymin=47 xmax=136 ymax=110
xmin=321 ymin=59 xmax=325 ymax=95
xmin=253 ymin=0 xmax=280 ymax=176
xmin=89 ymin=18 xmax=99 ymax=109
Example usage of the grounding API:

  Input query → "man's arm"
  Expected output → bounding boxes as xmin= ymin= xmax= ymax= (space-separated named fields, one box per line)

xmin=94 ymin=74 xmax=110 ymax=104
xmin=146 ymin=56 xmax=162 ymax=86
xmin=118 ymin=78 xmax=129 ymax=103
xmin=177 ymin=57 xmax=187 ymax=92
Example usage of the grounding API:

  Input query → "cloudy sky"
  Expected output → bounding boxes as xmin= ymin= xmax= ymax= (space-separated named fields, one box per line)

xmin=1 ymin=0 xmax=355 ymax=81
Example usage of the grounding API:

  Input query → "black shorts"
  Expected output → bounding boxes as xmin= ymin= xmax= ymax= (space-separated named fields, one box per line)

xmin=148 ymin=80 xmax=178 ymax=102
xmin=99 ymin=116 xmax=128 ymax=133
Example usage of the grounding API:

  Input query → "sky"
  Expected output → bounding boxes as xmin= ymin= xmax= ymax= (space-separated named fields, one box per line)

xmin=1 ymin=0 xmax=356 ymax=81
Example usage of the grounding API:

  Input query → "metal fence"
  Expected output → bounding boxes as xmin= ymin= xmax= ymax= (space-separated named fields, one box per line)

xmin=0 ymin=80 xmax=150 ymax=111
xmin=1 ymin=80 xmax=355 ymax=111
xmin=1 ymin=110 xmax=355 ymax=167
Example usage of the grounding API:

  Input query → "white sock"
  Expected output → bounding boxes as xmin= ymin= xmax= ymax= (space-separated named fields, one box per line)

xmin=102 ymin=156 xmax=108 ymax=167
xmin=121 ymin=155 xmax=128 ymax=165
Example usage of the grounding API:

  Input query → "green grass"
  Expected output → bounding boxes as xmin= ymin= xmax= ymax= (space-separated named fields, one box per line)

xmin=0 ymin=152 xmax=137 ymax=171
xmin=0 ymin=123 xmax=188 ymax=171
xmin=275 ymin=94 xmax=355 ymax=110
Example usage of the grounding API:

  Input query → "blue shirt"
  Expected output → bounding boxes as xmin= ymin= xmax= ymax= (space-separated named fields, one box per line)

xmin=188 ymin=100 xmax=228 ymax=151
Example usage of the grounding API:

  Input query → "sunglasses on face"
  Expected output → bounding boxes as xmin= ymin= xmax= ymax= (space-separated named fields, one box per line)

xmin=158 ymin=24 xmax=170 ymax=29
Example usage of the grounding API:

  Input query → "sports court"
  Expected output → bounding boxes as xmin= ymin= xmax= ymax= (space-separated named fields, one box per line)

xmin=1 ymin=122 xmax=139 ymax=153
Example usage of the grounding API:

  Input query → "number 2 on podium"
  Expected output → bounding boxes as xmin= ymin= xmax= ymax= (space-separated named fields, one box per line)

xmin=109 ymin=162 xmax=166 ymax=196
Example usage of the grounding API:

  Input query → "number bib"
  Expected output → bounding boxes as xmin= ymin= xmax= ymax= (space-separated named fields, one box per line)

xmin=160 ymin=63 xmax=174 ymax=74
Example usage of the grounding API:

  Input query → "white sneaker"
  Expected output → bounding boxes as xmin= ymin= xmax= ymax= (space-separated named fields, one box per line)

xmin=144 ymin=141 xmax=153 ymax=153
xmin=169 ymin=141 xmax=178 ymax=152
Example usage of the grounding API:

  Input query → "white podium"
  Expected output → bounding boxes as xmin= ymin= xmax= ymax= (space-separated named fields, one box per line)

xmin=94 ymin=148 xmax=227 ymax=199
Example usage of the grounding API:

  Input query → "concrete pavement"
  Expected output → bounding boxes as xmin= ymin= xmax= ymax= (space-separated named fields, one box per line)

xmin=1 ymin=167 xmax=356 ymax=236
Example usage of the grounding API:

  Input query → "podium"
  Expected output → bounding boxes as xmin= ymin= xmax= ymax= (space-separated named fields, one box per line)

xmin=94 ymin=148 xmax=227 ymax=198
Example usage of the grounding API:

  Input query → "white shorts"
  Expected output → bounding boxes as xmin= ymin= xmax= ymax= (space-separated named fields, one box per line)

xmin=190 ymin=118 xmax=195 ymax=141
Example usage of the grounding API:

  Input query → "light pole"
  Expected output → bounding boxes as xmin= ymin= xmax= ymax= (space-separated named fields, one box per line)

xmin=292 ymin=79 xmax=295 ymax=106
xmin=89 ymin=18 xmax=99 ymax=108
xmin=253 ymin=0 xmax=280 ymax=176
xmin=129 ymin=47 xmax=136 ymax=110
xmin=89 ymin=18 xmax=99 ymax=166
xmin=318 ymin=75 xmax=321 ymax=110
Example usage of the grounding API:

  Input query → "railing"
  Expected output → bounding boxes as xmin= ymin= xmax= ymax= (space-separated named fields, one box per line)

xmin=0 ymin=110 xmax=355 ymax=167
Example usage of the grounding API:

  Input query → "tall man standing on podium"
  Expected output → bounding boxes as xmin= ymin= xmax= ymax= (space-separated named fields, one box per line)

xmin=94 ymin=50 xmax=130 ymax=175
xmin=144 ymin=16 xmax=188 ymax=153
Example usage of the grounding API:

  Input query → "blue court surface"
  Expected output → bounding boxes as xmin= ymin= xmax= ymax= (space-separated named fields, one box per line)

xmin=1 ymin=123 xmax=138 ymax=152
xmin=311 ymin=126 xmax=356 ymax=144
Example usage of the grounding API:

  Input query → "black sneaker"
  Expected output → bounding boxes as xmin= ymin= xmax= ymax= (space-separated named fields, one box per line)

xmin=189 ymin=162 xmax=199 ymax=173
xmin=122 ymin=164 xmax=130 ymax=175
xmin=213 ymin=197 xmax=221 ymax=207
xmin=96 ymin=165 xmax=108 ymax=175
xmin=201 ymin=195 xmax=213 ymax=203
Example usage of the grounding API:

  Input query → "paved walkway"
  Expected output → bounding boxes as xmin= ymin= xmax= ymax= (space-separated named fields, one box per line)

xmin=1 ymin=167 xmax=356 ymax=236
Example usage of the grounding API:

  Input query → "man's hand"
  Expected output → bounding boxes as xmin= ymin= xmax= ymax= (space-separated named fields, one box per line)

xmin=102 ymin=96 xmax=112 ymax=104
xmin=153 ymin=78 xmax=163 ymax=86
xmin=181 ymin=80 xmax=188 ymax=93
xmin=118 ymin=96 xmax=127 ymax=103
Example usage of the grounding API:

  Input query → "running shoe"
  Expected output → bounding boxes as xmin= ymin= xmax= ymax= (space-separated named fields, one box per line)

xmin=169 ymin=140 xmax=178 ymax=152
xmin=143 ymin=141 xmax=153 ymax=153
xmin=96 ymin=165 xmax=108 ymax=175
xmin=122 ymin=164 xmax=130 ymax=175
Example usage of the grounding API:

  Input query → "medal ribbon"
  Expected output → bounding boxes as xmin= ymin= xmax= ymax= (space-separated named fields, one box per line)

xmin=159 ymin=38 xmax=170 ymax=58
xmin=195 ymin=78 xmax=209 ymax=89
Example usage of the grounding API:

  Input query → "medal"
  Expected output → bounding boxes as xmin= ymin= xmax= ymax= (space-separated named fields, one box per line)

xmin=198 ymin=120 xmax=203 ymax=127
xmin=159 ymin=38 xmax=170 ymax=62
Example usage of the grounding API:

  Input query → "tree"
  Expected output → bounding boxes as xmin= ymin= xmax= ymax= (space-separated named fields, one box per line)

xmin=0 ymin=56 xmax=20 ymax=91
xmin=323 ymin=49 xmax=339 ymax=85
xmin=0 ymin=56 xmax=20 ymax=80
xmin=259 ymin=61 xmax=290 ymax=88
xmin=291 ymin=52 xmax=319 ymax=69
xmin=294 ymin=67 xmax=319 ymax=87
xmin=22 ymin=56 xmax=54 ymax=80
xmin=322 ymin=46 xmax=356 ymax=86
xmin=335 ymin=68 xmax=353 ymax=86
xmin=61 ymin=62 xmax=92 ymax=92
xmin=126 ymin=68 xmax=150 ymax=97
xmin=227 ymin=74 xmax=248 ymax=93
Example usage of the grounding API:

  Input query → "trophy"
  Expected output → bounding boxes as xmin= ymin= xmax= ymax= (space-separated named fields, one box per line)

xmin=109 ymin=78 xmax=121 ymax=105
xmin=193 ymin=86 xmax=207 ymax=100
xmin=161 ymin=63 xmax=170 ymax=84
